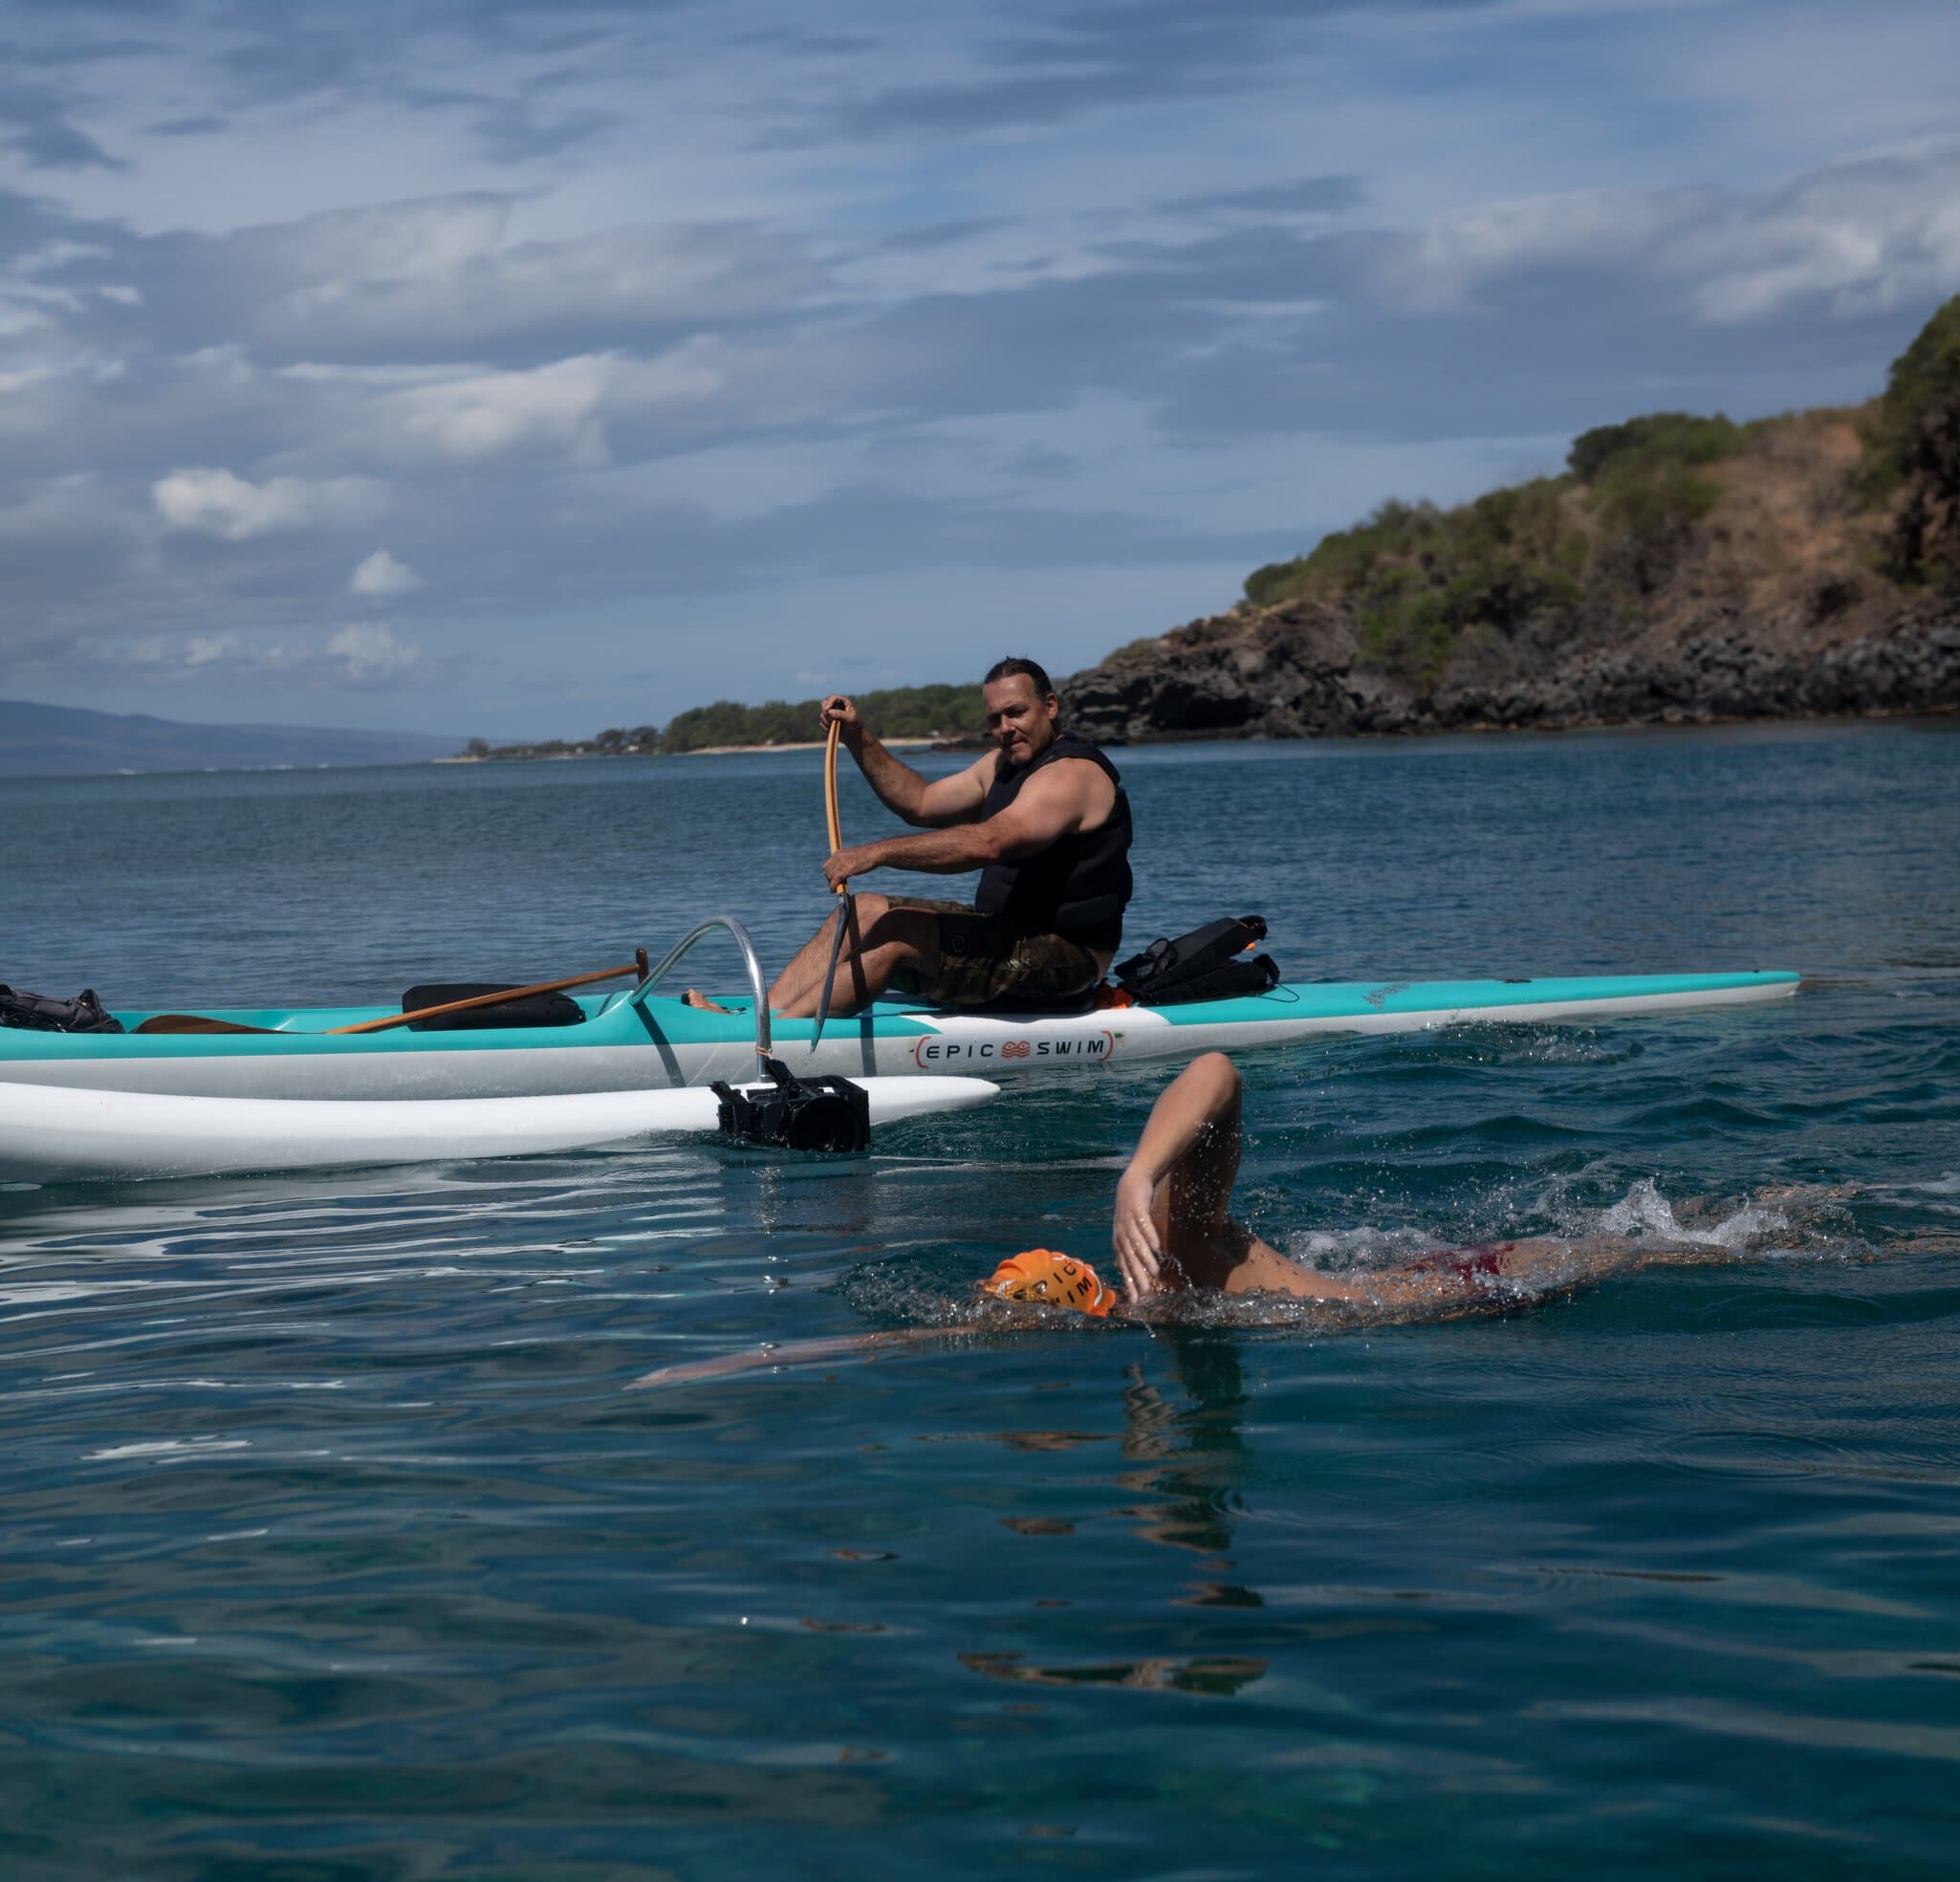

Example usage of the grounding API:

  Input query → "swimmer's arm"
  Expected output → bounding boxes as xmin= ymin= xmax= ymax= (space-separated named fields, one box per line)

xmin=1113 ymin=1052 xmax=1242 ymax=1299
xmin=629 ymin=1325 xmax=978 ymax=1390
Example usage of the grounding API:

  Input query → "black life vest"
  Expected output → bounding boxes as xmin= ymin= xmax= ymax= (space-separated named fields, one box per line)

xmin=972 ymin=733 xmax=1133 ymax=945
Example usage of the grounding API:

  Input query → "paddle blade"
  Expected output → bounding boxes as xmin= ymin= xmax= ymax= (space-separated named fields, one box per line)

xmin=132 ymin=1014 xmax=278 ymax=1036
xmin=810 ymin=896 xmax=850 ymax=1047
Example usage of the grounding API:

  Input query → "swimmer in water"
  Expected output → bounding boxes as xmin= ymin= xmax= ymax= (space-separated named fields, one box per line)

xmin=631 ymin=1053 xmax=1762 ymax=1389
xmin=1010 ymin=1051 xmax=1725 ymax=1314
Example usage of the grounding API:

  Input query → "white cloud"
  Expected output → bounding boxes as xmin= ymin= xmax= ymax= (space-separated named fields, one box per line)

xmin=349 ymin=547 xmax=423 ymax=596
xmin=326 ymin=623 xmax=419 ymax=681
xmin=183 ymin=632 xmax=238 ymax=667
xmin=1383 ymin=186 xmax=1712 ymax=312
xmin=151 ymin=466 xmax=385 ymax=539
xmin=221 ymin=196 xmax=817 ymax=355
xmin=381 ymin=345 xmax=724 ymax=463
xmin=386 ymin=355 xmax=614 ymax=464
xmin=95 ymin=623 xmax=425 ymax=690
xmin=1380 ymin=141 xmax=1960 ymax=327
xmin=1686 ymin=141 xmax=1960 ymax=323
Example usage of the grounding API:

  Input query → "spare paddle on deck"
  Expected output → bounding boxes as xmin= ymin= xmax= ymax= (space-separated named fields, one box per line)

xmin=329 ymin=952 xmax=650 ymax=1035
xmin=135 ymin=952 xmax=650 ymax=1039
xmin=811 ymin=716 xmax=854 ymax=1048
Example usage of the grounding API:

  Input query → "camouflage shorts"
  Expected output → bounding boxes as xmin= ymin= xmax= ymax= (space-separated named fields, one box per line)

xmin=886 ymin=898 xmax=1105 ymax=1009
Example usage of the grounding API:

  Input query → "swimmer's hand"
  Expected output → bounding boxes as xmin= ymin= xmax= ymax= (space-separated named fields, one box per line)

xmin=1113 ymin=1162 xmax=1164 ymax=1299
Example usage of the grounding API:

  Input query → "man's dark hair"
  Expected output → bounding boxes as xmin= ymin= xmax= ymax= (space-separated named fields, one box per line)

xmin=983 ymin=656 xmax=1056 ymax=696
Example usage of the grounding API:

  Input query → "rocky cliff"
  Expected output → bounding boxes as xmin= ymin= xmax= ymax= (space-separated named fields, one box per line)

xmin=1064 ymin=590 xmax=1960 ymax=744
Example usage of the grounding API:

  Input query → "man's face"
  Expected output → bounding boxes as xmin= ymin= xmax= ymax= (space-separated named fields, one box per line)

xmin=982 ymin=673 xmax=1059 ymax=768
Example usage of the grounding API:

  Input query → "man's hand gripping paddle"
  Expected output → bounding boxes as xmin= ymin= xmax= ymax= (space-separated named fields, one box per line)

xmin=811 ymin=714 xmax=854 ymax=1048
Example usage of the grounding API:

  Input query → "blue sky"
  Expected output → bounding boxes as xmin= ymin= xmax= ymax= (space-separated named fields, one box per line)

xmin=5 ymin=0 xmax=1959 ymax=737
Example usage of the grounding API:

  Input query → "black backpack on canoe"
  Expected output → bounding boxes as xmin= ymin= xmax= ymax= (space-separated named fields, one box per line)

xmin=1113 ymin=915 xmax=1279 ymax=1006
xmin=0 ymin=984 xmax=125 ymax=1034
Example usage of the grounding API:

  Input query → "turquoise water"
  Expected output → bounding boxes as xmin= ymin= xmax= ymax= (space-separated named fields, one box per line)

xmin=3 ymin=724 xmax=1958 ymax=1878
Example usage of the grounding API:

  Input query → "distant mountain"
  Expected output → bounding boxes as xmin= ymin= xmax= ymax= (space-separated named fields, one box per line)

xmin=0 ymin=699 xmax=459 ymax=777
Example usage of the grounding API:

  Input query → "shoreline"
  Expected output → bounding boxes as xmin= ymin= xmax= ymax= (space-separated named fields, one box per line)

xmin=446 ymin=735 xmax=947 ymax=763
xmin=442 ymin=703 xmax=1955 ymax=767
xmin=677 ymin=736 xmax=943 ymax=757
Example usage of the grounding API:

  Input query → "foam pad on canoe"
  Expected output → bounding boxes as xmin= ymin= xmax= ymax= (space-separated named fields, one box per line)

xmin=402 ymin=983 xmax=588 ymax=1031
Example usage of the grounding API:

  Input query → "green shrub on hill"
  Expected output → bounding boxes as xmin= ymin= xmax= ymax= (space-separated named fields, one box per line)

xmin=1567 ymin=411 xmax=1745 ymax=483
xmin=1862 ymin=295 xmax=1960 ymax=492
xmin=1587 ymin=458 xmax=1727 ymax=593
xmin=1241 ymin=482 xmax=1587 ymax=685
xmin=1861 ymin=293 xmax=1960 ymax=580
xmin=659 ymin=682 xmax=986 ymax=752
xmin=1232 ymin=409 xmax=1766 ymax=679
xmin=1566 ymin=411 xmax=1744 ymax=591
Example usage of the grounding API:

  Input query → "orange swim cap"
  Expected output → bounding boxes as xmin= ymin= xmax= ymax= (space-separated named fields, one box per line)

xmin=983 ymin=1249 xmax=1117 ymax=1316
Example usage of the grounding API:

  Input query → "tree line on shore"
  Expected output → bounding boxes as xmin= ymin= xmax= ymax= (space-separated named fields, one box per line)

xmin=458 ymin=682 xmax=987 ymax=760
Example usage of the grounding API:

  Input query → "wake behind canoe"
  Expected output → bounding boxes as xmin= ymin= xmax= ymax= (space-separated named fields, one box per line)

xmin=0 ymin=970 xmax=1800 ymax=1101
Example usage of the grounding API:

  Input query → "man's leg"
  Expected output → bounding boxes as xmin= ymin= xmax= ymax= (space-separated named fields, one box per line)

xmin=767 ymin=892 xmax=942 ymax=1018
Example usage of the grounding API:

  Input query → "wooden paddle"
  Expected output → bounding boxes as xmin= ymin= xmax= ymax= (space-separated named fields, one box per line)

xmin=810 ymin=714 xmax=856 ymax=1047
xmin=134 ymin=951 xmax=650 ymax=1039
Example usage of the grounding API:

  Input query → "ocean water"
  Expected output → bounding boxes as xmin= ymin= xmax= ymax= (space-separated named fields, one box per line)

xmin=2 ymin=722 xmax=1957 ymax=1879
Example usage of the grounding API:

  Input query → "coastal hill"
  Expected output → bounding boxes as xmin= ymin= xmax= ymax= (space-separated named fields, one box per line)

xmin=1062 ymin=298 xmax=1960 ymax=741
xmin=0 ymin=698 xmax=457 ymax=778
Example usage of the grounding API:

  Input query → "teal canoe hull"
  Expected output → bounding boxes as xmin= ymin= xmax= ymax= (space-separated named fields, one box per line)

xmin=0 ymin=970 xmax=1800 ymax=1102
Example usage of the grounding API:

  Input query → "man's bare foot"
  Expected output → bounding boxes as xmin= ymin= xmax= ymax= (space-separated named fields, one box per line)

xmin=680 ymin=988 xmax=736 ymax=1014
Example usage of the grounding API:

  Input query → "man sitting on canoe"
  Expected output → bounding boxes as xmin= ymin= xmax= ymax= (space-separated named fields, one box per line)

xmin=747 ymin=658 xmax=1133 ymax=1018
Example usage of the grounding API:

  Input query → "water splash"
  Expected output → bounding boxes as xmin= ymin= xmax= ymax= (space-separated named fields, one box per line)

xmin=1590 ymin=1176 xmax=1786 ymax=1249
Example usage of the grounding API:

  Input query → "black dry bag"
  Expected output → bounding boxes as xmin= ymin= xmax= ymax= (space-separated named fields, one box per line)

xmin=712 ymin=1058 xmax=872 ymax=1153
xmin=0 ymin=984 xmax=125 ymax=1034
xmin=1114 ymin=916 xmax=1279 ymax=1007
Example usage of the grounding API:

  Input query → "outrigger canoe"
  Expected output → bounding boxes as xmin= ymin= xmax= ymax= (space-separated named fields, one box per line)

xmin=0 ymin=966 xmax=1800 ymax=1103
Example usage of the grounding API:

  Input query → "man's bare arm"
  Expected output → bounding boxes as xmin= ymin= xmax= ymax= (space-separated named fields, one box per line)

xmin=826 ymin=696 xmax=993 ymax=828
xmin=822 ymin=758 xmax=1104 ymax=886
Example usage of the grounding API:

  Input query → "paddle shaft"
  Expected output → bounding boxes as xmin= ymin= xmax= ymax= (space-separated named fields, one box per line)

xmin=823 ymin=716 xmax=844 ymax=859
xmin=811 ymin=718 xmax=852 ymax=1046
